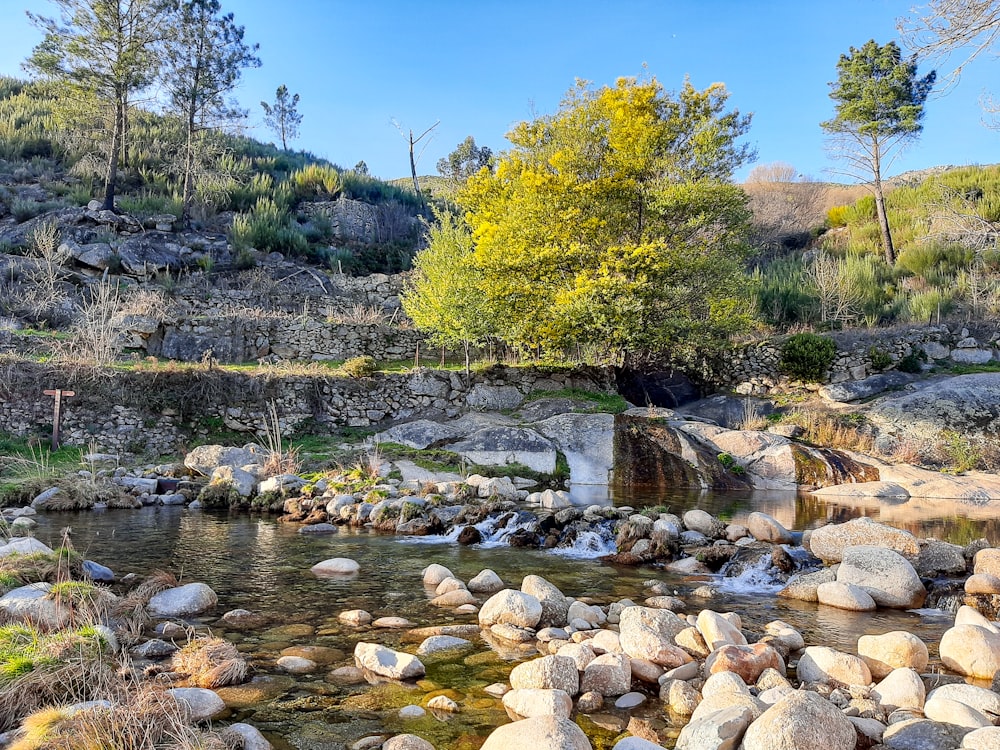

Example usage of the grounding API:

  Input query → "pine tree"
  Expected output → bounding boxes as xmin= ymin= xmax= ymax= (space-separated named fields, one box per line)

xmin=261 ymin=85 xmax=302 ymax=151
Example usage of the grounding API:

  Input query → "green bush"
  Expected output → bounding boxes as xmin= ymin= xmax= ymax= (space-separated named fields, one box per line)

xmin=780 ymin=333 xmax=837 ymax=382
xmin=339 ymin=355 xmax=377 ymax=378
xmin=290 ymin=164 xmax=342 ymax=200
xmin=868 ymin=346 xmax=892 ymax=371
xmin=230 ymin=196 xmax=309 ymax=257
xmin=906 ymin=288 xmax=955 ymax=323
xmin=897 ymin=348 xmax=926 ymax=373
xmin=754 ymin=256 xmax=819 ymax=327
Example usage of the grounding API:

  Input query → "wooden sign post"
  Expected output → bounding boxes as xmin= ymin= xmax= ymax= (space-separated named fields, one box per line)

xmin=43 ymin=389 xmax=75 ymax=450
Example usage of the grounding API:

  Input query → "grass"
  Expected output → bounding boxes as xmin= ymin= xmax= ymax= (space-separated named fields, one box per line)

xmin=948 ymin=361 xmax=1000 ymax=375
xmin=523 ymin=387 xmax=629 ymax=413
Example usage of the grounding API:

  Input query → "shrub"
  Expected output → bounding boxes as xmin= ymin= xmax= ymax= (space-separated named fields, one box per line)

xmin=290 ymin=164 xmax=342 ymax=200
xmin=339 ymin=355 xmax=377 ymax=378
xmin=230 ymin=197 xmax=309 ymax=257
xmin=780 ymin=333 xmax=837 ymax=382
xmin=868 ymin=346 xmax=892 ymax=371
xmin=826 ymin=205 xmax=850 ymax=228
xmin=897 ymin=348 xmax=927 ymax=373
xmin=906 ymin=288 xmax=955 ymax=323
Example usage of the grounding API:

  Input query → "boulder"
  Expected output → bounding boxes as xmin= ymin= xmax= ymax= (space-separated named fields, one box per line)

xmin=683 ymin=509 xmax=726 ymax=538
xmin=924 ymin=696 xmax=993 ymax=730
xmin=809 ymin=518 xmax=919 ymax=563
xmin=521 ymin=575 xmax=570 ymax=627
xmin=675 ymin=704 xmax=755 ymax=750
xmin=927 ymin=683 xmax=1000 ymax=720
xmin=778 ymin=568 xmax=835 ymax=602
xmin=0 ymin=537 xmax=53 ymax=558
xmin=532 ymin=413 xmax=615 ymax=485
xmin=479 ymin=716 xmax=592 ymax=750
xmin=836 ymin=546 xmax=926 ymax=608
xmin=451 ymin=426 xmax=558 ymax=474
xmin=963 ymin=727 xmax=1000 ymax=750
xmin=466 ymin=384 xmax=525 ymax=412
xmin=816 ymin=581 xmax=876 ymax=611
xmin=184 ymin=444 xmax=264 ymax=477
xmin=705 ymin=643 xmax=784 ymax=684
xmin=421 ymin=563 xmax=454 ymax=586
xmin=168 ymin=687 xmax=226 ymax=721
xmin=858 ymin=632 xmax=929 ymax=679
xmin=468 ymin=569 xmax=504 ymax=593
xmin=872 ymin=668 xmax=925 ymax=712
xmin=353 ymin=643 xmax=425 ymax=680
xmin=869 ymin=373 xmax=1000 ymax=442
xmin=311 ymin=558 xmax=360 ymax=576
xmin=416 ymin=636 xmax=472 ymax=656
xmin=479 ymin=589 xmax=543 ymax=629
xmin=697 ymin=610 xmax=748 ymax=650
xmin=375 ymin=419 xmax=463 ymax=449
xmin=148 ymin=583 xmax=217 ymax=617
xmin=741 ymin=690 xmax=857 ymax=750
xmin=819 ymin=372 xmax=916 ymax=403
xmin=918 ymin=540 xmax=968 ymax=576
xmin=502 ymin=688 xmax=573 ymax=719
xmin=0 ymin=583 xmax=70 ymax=629
xmin=579 ymin=653 xmax=632 ymax=696
xmin=221 ymin=724 xmax=271 ymax=750
xmin=882 ymin=719 xmax=967 ymax=750
xmin=211 ymin=466 xmax=257 ymax=498
xmin=618 ymin=606 xmax=691 ymax=667
xmin=383 ymin=736 xmax=435 ymax=750
xmin=796 ymin=646 xmax=872 ymax=687
xmin=509 ymin=655 xmax=579 ymax=695
xmin=746 ymin=511 xmax=794 ymax=544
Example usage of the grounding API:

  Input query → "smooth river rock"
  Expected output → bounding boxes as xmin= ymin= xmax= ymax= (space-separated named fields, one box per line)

xmin=836 ymin=545 xmax=926 ymax=608
xmin=808 ymin=517 xmax=918 ymax=563
xmin=480 ymin=716 xmax=592 ymax=750
xmin=796 ymin=646 xmax=872 ymax=686
xmin=858 ymin=631 xmax=929 ymax=679
xmin=148 ymin=583 xmax=218 ymax=616
xmin=353 ymin=643 xmax=425 ymax=680
xmin=310 ymin=558 xmax=360 ymax=576
xmin=618 ymin=606 xmax=691 ymax=667
xmin=502 ymin=688 xmax=574 ymax=719
xmin=940 ymin=624 xmax=1000 ymax=679
xmin=479 ymin=589 xmax=543 ymax=629
xmin=509 ymin=655 xmax=579 ymax=695
xmin=741 ymin=690 xmax=857 ymax=750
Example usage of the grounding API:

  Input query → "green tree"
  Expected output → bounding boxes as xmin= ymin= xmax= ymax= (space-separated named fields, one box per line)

xmin=456 ymin=76 xmax=755 ymax=365
xmin=401 ymin=210 xmax=489 ymax=376
xmin=436 ymin=135 xmax=493 ymax=186
xmin=27 ymin=0 xmax=168 ymax=210
xmin=821 ymin=40 xmax=936 ymax=264
xmin=353 ymin=159 xmax=369 ymax=175
xmin=260 ymin=84 xmax=301 ymax=151
xmin=163 ymin=0 xmax=260 ymax=226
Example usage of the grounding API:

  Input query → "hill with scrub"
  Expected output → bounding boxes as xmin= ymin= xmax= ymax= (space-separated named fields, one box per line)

xmin=752 ymin=163 xmax=1000 ymax=330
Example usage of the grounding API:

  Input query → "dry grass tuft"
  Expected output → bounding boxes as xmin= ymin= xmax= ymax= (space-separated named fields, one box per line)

xmin=781 ymin=407 xmax=876 ymax=454
xmin=8 ymin=683 xmax=231 ymax=750
xmin=130 ymin=571 xmax=179 ymax=605
xmin=169 ymin=636 xmax=248 ymax=689
xmin=261 ymin=400 xmax=301 ymax=478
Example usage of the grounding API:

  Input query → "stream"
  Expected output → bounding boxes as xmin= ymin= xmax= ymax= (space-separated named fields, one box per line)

xmin=25 ymin=487 xmax=1000 ymax=749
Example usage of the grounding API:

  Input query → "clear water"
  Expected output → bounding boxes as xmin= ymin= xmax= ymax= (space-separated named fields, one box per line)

xmin=28 ymin=487 xmax=999 ymax=749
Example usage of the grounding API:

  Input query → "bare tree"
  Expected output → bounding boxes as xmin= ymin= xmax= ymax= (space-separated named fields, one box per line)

xmin=745 ymin=162 xmax=828 ymax=250
xmin=810 ymin=252 xmax=862 ymax=325
xmin=391 ymin=119 xmax=439 ymax=198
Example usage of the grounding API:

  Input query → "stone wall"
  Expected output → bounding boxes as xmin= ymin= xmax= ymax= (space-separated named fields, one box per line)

xmin=715 ymin=324 xmax=1000 ymax=395
xmin=0 ymin=362 xmax=615 ymax=455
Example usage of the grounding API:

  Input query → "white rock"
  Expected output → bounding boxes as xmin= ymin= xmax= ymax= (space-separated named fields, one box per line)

xmin=924 ymin=695 xmax=993 ymax=730
xmin=416 ymin=636 xmax=472 ymax=656
xmin=479 ymin=589 xmax=543 ymax=628
xmin=580 ymin=653 xmax=632 ymax=696
xmin=858 ymin=631 xmax=929 ymax=679
xmin=421 ymin=563 xmax=454 ymax=586
xmin=941 ymin=624 xmax=1000 ymax=679
xmin=354 ymin=643 xmax=425 ymax=680
xmin=697 ymin=610 xmax=748 ymax=650
xmin=468 ymin=569 xmax=504 ymax=593
xmin=311 ymin=558 xmax=360 ymax=576
xmin=796 ymin=646 xmax=872 ymax=686
xmin=927 ymin=683 xmax=1000 ymax=721
xmin=509 ymin=655 xmax=579 ymax=695
xmin=168 ymin=687 xmax=226 ymax=721
xmin=675 ymin=704 xmax=754 ymax=750
xmin=741 ymin=689 xmax=856 ymax=750
xmin=276 ymin=656 xmax=316 ymax=674
xmin=502 ymin=688 xmax=573 ymax=719
xmin=618 ymin=606 xmax=691 ymax=667
xmin=816 ymin=581 xmax=877 ymax=611
xmin=383 ymin=735 xmax=435 ymax=750
xmin=480 ymin=716 xmax=592 ymax=750
xmin=148 ymin=583 xmax=217 ymax=616
xmin=222 ymin=723 xmax=271 ymax=750
xmin=872 ymin=668 xmax=925 ymax=712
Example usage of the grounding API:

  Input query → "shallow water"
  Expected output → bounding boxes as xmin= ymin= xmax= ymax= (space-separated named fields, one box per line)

xmin=27 ymin=487 xmax=1000 ymax=749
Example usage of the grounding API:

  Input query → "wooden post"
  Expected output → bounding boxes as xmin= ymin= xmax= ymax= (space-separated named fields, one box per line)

xmin=43 ymin=389 xmax=75 ymax=450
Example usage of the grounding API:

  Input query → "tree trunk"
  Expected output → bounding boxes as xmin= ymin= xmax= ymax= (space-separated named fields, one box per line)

xmin=102 ymin=97 xmax=124 ymax=211
xmin=871 ymin=141 xmax=895 ymax=265
xmin=182 ymin=116 xmax=195 ymax=227
xmin=464 ymin=340 xmax=471 ymax=382
xmin=121 ymin=91 xmax=129 ymax=170
xmin=409 ymin=130 xmax=421 ymax=197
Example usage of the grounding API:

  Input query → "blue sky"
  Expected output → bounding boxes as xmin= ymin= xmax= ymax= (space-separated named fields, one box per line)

xmin=1 ymin=0 xmax=998 ymax=182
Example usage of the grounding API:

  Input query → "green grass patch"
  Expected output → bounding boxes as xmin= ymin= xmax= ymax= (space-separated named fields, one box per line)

xmin=523 ymin=387 xmax=628 ymax=413
xmin=948 ymin=361 xmax=1000 ymax=375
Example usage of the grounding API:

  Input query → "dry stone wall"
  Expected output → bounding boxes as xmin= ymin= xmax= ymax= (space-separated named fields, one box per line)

xmin=715 ymin=324 xmax=1000 ymax=395
xmin=0 ymin=362 xmax=614 ymax=455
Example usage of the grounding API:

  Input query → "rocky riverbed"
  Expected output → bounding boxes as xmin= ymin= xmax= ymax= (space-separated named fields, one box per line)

xmin=4 ymin=492 xmax=1000 ymax=750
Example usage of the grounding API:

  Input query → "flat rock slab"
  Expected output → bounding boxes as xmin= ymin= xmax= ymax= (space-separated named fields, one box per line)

xmin=450 ymin=426 xmax=558 ymax=474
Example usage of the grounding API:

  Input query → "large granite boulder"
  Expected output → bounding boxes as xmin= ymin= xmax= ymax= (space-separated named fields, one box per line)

xmin=148 ymin=583 xmax=218 ymax=617
xmin=480 ymin=716 xmax=592 ymax=750
xmin=741 ymin=690 xmax=857 ymax=750
xmin=836 ymin=546 xmax=926 ymax=608
xmin=375 ymin=420 xmax=463 ymax=449
xmin=532 ymin=413 xmax=615 ymax=485
xmin=184 ymin=444 xmax=265 ymax=477
xmin=808 ymin=518 xmax=919 ymax=563
xmin=353 ymin=643 xmax=425 ymax=680
xmin=869 ymin=373 xmax=1000 ymax=441
xmin=450 ymin=426 xmax=558 ymax=474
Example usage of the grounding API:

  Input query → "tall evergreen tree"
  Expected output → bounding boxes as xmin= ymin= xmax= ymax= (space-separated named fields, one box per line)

xmin=26 ymin=0 xmax=168 ymax=210
xmin=821 ymin=40 xmax=936 ymax=264
xmin=260 ymin=85 xmax=301 ymax=151
xmin=162 ymin=0 xmax=260 ymax=225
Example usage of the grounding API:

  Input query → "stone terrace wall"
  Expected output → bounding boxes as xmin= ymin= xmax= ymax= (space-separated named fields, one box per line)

xmin=715 ymin=323 xmax=1000 ymax=395
xmin=0 ymin=362 xmax=614 ymax=455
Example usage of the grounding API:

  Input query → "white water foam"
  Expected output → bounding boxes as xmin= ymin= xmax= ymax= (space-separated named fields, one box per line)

xmin=550 ymin=529 xmax=617 ymax=559
xmin=714 ymin=551 xmax=787 ymax=595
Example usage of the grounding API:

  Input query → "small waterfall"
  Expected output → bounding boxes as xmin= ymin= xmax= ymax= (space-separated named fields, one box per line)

xmin=551 ymin=525 xmax=617 ymax=559
xmin=715 ymin=551 xmax=788 ymax=595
